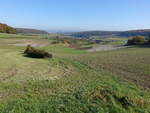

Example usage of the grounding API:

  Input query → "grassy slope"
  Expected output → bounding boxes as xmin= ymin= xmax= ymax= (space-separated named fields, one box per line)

xmin=0 ymin=35 xmax=150 ymax=113
xmin=0 ymin=33 xmax=37 ymax=39
xmin=67 ymin=47 xmax=150 ymax=89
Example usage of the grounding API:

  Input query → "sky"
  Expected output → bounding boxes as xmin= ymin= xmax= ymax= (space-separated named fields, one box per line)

xmin=1 ymin=0 xmax=150 ymax=31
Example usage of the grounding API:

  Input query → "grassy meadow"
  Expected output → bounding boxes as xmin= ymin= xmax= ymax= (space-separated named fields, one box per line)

xmin=0 ymin=33 xmax=150 ymax=113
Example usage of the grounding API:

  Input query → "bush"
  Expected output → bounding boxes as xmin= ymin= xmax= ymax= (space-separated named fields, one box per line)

xmin=126 ymin=39 xmax=135 ymax=45
xmin=126 ymin=36 xmax=145 ymax=45
xmin=148 ymin=39 xmax=150 ymax=44
xmin=148 ymin=37 xmax=150 ymax=45
xmin=24 ymin=45 xmax=52 ymax=58
xmin=51 ymin=41 xmax=59 ymax=44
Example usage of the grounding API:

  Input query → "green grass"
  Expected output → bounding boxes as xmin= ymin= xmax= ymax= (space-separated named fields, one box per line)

xmin=0 ymin=33 xmax=61 ymax=40
xmin=44 ymin=44 xmax=87 ymax=54
xmin=0 ymin=33 xmax=37 ymax=39
xmin=99 ymin=38 xmax=128 ymax=45
xmin=67 ymin=47 xmax=150 ymax=89
xmin=0 ymin=35 xmax=150 ymax=113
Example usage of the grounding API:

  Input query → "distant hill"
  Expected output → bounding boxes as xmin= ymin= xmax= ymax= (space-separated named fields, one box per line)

xmin=70 ymin=31 xmax=120 ymax=38
xmin=16 ymin=28 xmax=49 ymax=34
xmin=119 ymin=30 xmax=150 ymax=37
xmin=70 ymin=29 xmax=150 ymax=38
xmin=0 ymin=23 xmax=16 ymax=33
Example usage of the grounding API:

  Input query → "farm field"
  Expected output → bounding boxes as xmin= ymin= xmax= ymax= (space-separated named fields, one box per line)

xmin=0 ymin=34 xmax=150 ymax=113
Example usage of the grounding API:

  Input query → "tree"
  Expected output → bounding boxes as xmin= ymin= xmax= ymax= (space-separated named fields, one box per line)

xmin=126 ymin=36 xmax=145 ymax=45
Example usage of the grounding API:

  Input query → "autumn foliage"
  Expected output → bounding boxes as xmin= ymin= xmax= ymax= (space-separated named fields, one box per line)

xmin=24 ymin=45 xmax=52 ymax=58
xmin=0 ymin=23 xmax=16 ymax=33
xmin=126 ymin=36 xmax=145 ymax=45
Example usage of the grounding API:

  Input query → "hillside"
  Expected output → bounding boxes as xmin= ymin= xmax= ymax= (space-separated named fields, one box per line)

xmin=70 ymin=29 xmax=150 ymax=38
xmin=16 ymin=28 xmax=49 ymax=34
xmin=0 ymin=23 xmax=48 ymax=34
xmin=0 ymin=23 xmax=16 ymax=33
xmin=0 ymin=34 xmax=150 ymax=113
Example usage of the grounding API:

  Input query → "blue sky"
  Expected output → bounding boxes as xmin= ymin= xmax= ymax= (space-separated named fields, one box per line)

xmin=1 ymin=0 xmax=150 ymax=31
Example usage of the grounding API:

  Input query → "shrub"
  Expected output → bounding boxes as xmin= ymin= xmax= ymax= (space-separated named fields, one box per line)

xmin=63 ymin=40 xmax=71 ymax=44
xmin=126 ymin=39 xmax=136 ymax=45
xmin=148 ymin=39 xmax=150 ymax=44
xmin=126 ymin=36 xmax=145 ymax=45
xmin=24 ymin=45 xmax=52 ymax=58
xmin=51 ymin=41 xmax=59 ymax=44
xmin=148 ymin=36 xmax=150 ymax=45
xmin=143 ymin=39 xmax=150 ymax=45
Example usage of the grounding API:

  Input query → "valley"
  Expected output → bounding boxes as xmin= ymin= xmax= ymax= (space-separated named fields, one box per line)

xmin=0 ymin=33 xmax=150 ymax=113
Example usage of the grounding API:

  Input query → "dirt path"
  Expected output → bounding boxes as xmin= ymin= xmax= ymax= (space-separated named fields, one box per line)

xmin=12 ymin=42 xmax=49 ymax=47
xmin=7 ymin=39 xmax=51 ymax=47
xmin=88 ymin=45 xmax=128 ymax=52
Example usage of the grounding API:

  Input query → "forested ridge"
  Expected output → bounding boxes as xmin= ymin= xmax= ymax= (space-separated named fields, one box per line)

xmin=0 ymin=23 xmax=16 ymax=33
